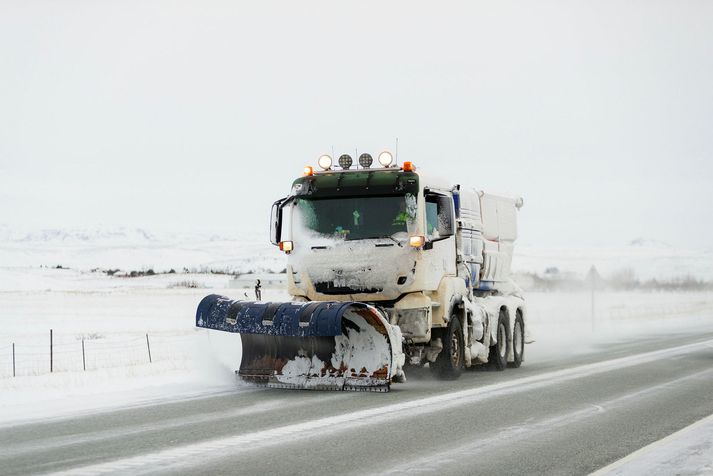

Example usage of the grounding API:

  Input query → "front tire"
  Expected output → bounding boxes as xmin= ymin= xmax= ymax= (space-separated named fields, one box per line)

xmin=431 ymin=317 xmax=464 ymax=380
xmin=488 ymin=310 xmax=508 ymax=370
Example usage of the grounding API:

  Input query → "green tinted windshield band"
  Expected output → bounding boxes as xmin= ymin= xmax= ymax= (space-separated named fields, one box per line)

xmin=292 ymin=170 xmax=419 ymax=198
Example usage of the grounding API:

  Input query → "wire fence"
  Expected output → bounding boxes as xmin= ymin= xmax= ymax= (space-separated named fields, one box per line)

xmin=0 ymin=330 xmax=194 ymax=378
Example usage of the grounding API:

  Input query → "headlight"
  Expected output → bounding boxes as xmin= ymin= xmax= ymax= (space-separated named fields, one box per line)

xmin=395 ymin=308 xmax=429 ymax=337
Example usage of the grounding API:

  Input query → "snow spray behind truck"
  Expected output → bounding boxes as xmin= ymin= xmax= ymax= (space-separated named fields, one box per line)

xmin=196 ymin=151 xmax=528 ymax=392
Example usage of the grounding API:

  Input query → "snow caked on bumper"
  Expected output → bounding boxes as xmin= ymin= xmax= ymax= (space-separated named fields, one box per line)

xmin=196 ymin=295 xmax=405 ymax=392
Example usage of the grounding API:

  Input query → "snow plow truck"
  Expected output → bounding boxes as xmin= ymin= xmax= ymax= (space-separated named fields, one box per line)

xmin=196 ymin=151 xmax=528 ymax=392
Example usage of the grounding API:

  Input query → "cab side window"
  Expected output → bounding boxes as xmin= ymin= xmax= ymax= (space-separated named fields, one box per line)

xmin=425 ymin=193 xmax=454 ymax=240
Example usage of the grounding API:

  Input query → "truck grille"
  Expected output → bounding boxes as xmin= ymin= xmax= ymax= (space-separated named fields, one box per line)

xmin=314 ymin=282 xmax=382 ymax=295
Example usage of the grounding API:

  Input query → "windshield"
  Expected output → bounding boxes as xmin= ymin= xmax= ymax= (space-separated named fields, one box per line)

xmin=293 ymin=194 xmax=416 ymax=241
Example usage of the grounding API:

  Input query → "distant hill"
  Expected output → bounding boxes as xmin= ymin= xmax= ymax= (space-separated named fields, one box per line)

xmin=628 ymin=237 xmax=673 ymax=248
xmin=0 ymin=225 xmax=281 ymax=274
xmin=1 ymin=226 xmax=711 ymax=281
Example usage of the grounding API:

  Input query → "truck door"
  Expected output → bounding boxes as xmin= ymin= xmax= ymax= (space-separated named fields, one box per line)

xmin=422 ymin=191 xmax=457 ymax=286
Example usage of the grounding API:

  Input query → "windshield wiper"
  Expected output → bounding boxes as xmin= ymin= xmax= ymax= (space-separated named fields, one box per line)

xmin=362 ymin=235 xmax=404 ymax=248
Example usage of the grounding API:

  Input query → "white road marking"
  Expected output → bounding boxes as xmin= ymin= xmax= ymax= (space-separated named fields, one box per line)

xmin=45 ymin=338 xmax=713 ymax=476
xmin=590 ymin=412 xmax=713 ymax=476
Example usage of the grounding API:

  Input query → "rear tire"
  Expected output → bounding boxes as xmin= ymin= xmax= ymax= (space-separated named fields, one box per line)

xmin=431 ymin=317 xmax=464 ymax=380
xmin=508 ymin=313 xmax=524 ymax=368
xmin=488 ymin=310 xmax=508 ymax=371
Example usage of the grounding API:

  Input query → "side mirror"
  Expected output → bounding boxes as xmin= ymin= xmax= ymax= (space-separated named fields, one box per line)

xmin=269 ymin=198 xmax=286 ymax=245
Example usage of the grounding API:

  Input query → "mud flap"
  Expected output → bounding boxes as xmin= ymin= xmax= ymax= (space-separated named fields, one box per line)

xmin=196 ymin=295 xmax=405 ymax=392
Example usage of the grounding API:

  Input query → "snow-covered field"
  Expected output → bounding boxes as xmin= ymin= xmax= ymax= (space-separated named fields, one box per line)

xmin=2 ymin=226 xmax=712 ymax=280
xmin=0 ymin=226 xmax=285 ymax=275
xmin=1 ymin=265 xmax=712 ymax=426
xmin=1 ymin=227 xmax=712 ymax=426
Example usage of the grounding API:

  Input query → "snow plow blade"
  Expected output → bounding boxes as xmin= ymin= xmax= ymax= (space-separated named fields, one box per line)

xmin=196 ymin=295 xmax=404 ymax=392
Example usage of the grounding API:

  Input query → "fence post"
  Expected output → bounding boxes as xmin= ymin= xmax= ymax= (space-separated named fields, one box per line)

xmin=50 ymin=329 xmax=53 ymax=373
xmin=12 ymin=343 xmax=15 ymax=377
xmin=146 ymin=333 xmax=152 ymax=363
xmin=82 ymin=339 xmax=86 ymax=371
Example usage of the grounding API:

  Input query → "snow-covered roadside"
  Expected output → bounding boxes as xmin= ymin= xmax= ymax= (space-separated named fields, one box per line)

xmin=1 ymin=267 xmax=712 ymax=427
xmin=524 ymin=290 xmax=713 ymax=363
xmin=592 ymin=413 xmax=713 ymax=475
xmin=0 ymin=328 xmax=249 ymax=427
xmin=0 ymin=269 xmax=288 ymax=427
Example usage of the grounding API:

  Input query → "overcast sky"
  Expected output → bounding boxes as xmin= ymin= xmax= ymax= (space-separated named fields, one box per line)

xmin=1 ymin=1 xmax=711 ymax=248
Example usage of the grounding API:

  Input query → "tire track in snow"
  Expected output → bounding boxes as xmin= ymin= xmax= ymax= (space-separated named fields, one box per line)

xmin=44 ymin=338 xmax=713 ymax=476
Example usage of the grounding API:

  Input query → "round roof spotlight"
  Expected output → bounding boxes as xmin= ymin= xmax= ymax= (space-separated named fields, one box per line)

xmin=338 ymin=154 xmax=353 ymax=169
xmin=317 ymin=154 xmax=332 ymax=170
xmin=359 ymin=153 xmax=373 ymax=169
xmin=378 ymin=150 xmax=394 ymax=167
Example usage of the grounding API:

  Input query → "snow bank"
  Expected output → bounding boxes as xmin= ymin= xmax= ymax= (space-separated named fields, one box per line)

xmin=0 ymin=273 xmax=291 ymax=426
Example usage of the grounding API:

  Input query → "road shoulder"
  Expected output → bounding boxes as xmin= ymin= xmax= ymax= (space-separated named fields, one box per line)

xmin=592 ymin=413 xmax=713 ymax=475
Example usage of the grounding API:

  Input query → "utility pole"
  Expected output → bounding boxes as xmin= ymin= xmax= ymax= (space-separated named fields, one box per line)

xmin=586 ymin=266 xmax=600 ymax=333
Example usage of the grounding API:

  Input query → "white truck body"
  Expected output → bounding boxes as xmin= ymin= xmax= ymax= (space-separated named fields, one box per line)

xmin=273 ymin=161 xmax=528 ymax=375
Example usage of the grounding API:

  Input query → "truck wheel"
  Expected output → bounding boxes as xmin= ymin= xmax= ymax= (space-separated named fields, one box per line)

xmin=431 ymin=317 xmax=464 ymax=380
xmin=508 ymin=313 xmax=524 ymax=368
xmin=488 ymin=310 xmax=508 ymax=371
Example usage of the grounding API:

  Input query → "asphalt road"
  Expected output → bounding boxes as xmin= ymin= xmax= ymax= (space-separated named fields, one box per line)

xmin=2 ymin=330 xmax=713 ymax=476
